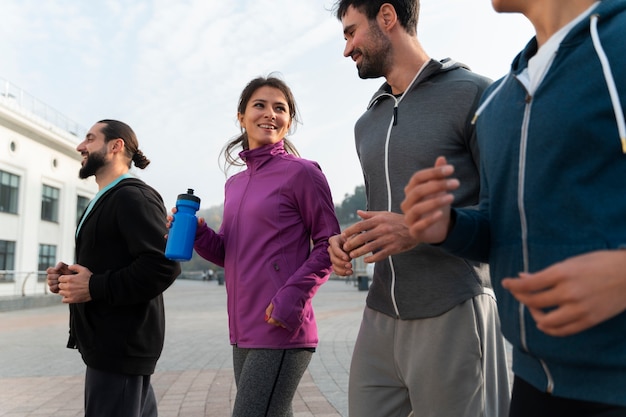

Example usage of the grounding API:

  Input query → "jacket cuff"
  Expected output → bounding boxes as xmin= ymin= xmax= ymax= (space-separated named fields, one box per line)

xmin=88 ymin=273 xmax=105 ymax=301
xmin=439 ymin=208 xmax=477 ymax=253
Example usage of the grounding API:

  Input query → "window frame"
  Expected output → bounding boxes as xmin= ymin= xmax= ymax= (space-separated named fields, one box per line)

xmin=0 ymin=170 xmax=20 ymax=214
xmin=38 ymin=243 xmax=57 ymax=281
xmin=0 ymin=240 xmax=16 ymax=281
xmin=41 ymin=184 xmax=60 ymax=222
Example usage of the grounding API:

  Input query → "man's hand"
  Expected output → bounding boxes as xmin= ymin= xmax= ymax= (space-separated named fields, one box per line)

xmin=341 ymin=210 xmax=419 ymax=264
xmin=502 ymin=250 xmax=626 ymax=337
xmin=401 ymin=156 xmax=459 ymax=243
xmin=328 ymin=234 xmax=353 ymax=276
xmin=58 ymin=264 xmax=93 ymax=304
xmin=46 ymin=261 xmax=73 ymax=294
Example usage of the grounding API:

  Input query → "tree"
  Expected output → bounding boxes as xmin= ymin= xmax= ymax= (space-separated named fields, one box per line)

xmin=335 ymin=185 xmax=366 ymax=225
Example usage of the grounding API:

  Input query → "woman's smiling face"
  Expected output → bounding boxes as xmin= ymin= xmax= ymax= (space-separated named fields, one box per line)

xmin=238 ymin=86 xmax=292 ymax=150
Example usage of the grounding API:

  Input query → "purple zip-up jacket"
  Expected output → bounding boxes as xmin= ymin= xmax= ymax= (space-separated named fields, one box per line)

xmin=194 ymin=141 xmax=340 ymax=349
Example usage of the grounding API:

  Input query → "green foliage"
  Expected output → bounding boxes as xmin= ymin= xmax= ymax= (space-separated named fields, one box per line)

xmin=334 ymin=185 xmax=366 ymax=226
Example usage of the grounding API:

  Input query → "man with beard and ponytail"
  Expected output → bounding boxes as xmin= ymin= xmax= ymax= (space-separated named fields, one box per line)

xmin=46 ymin=119 xmax=180 ymax=417
xmin=329 ymin=1 xmax=510 ymax=416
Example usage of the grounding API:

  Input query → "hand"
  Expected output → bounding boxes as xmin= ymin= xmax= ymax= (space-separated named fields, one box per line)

xmin=58 ymin=264 xmax=93 ymax=304
xmin=401 ymin=156 xmax=459 ymax=243
xmin=165 ymin=206 xmax=177 ymax=232
xmin=341 ymin=210 xmax=419 ymax=263
xmin=502 ymin=250 xmax=626 ymax=336
xmin=46 ymin=261 xmax=73 ymax=294
xmin=165 ymin=206 xmax=205 ymax=239
xmin=264 ymin=303 xmax=285 ymax=328
xmin=328 ymin=234 xmax=353 ymax=276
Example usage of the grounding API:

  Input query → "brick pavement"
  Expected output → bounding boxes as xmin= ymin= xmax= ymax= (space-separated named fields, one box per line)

xmin=0 ymin=279 xmax=366 ymax=416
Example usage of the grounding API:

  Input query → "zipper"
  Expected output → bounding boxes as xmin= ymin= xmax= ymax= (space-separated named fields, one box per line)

xmin=231 ymin=165 xmax=254 ymax=344
xmin=517 ymin=81 xmax=555 ymax=394
xmin=384 ymin=97 xmax=401 ymax=317
xmin=375 ymin=62 xmax=428 ymax=319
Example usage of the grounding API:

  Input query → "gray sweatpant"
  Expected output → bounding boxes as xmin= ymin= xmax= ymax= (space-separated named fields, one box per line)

xmin=349 ymin=292 xmax=511 ymax=417
xmin=231 ymin=346 xmax=313 ymax=417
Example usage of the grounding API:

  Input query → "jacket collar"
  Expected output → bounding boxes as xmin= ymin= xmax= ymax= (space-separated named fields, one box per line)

xmin=239 ymin=140 xmax=286 ymax=169
xmin=367 ymin=58 xmax=470 ymax=109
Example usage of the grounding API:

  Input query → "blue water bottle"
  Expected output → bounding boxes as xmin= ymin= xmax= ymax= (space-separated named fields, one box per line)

xmin=165 ymin=188 xmax=201 ymax=261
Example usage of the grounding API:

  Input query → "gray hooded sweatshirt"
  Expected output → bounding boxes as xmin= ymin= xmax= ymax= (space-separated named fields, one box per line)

xmin=355 ymin=58 xmax=492 ymax=319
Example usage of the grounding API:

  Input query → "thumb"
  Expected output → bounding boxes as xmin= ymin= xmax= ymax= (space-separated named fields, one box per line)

xmin=434 ymin=156 xmax=448 ymax=168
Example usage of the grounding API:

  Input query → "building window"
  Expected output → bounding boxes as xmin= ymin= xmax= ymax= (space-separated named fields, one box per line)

xmin=0 ymin=240 xmax=16 ymax=281
xmin=0 ymin=170 xmax=20 ymax=214
xmin=76 ymin=195 xmax=90 ymax=225
xmin=38 ymin=244 xmax=56 ymax=281
xmin=41 ymin=184 xmax=60 ymax=222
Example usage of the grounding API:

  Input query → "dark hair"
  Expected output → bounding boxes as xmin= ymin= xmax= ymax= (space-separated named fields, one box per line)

xmin=222 ymin=75 xmax=301 ymax=170
xmin=97 ymin=119 xmax=150 ymax=169
xmin=333 ymin=0 xmax=419 ymax=36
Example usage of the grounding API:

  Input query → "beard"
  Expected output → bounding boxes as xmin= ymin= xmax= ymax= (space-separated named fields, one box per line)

xmin=79 ymin=148 xmax=107 ymax=179
xmin=356 ymin=23 xmax=393 ymax=79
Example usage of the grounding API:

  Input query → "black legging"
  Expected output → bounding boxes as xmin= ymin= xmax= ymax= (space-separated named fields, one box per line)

xmin=232 ymin=346 xmax=314 ymax=417
xmin=509 ymin=376 xmax=626 ymax=417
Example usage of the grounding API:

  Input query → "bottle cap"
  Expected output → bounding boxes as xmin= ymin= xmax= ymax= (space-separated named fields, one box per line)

xmin=177 ymin=188 xmax=201 ymax=203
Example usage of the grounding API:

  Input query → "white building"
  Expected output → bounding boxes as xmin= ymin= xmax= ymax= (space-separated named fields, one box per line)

xmin=0 ymin=77 xmax=97 ymax=296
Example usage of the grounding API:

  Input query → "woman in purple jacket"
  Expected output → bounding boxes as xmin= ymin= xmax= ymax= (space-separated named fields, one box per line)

xmin=193 ymin=75 xmax=340 ymax=416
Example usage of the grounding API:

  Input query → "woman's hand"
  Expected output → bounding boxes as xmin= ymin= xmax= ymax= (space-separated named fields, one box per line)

xmin=265 ymin=303 xmax=286 ymax=328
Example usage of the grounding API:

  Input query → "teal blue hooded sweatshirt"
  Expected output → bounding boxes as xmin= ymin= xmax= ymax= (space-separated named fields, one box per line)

xmin=442 ymin=0 xmax=626 ymax=407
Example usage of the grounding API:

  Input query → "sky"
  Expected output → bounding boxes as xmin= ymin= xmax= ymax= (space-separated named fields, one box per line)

xmin=0 ymin=0 xmax=534 ymax=210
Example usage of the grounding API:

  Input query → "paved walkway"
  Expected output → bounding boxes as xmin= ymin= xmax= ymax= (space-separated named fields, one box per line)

xmin=0 ymin=279 xmax=366 ymax=416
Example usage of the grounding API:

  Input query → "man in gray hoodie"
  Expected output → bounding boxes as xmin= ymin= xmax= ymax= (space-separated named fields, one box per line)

xmin=329 ymin=1 xmax=511 ymax=416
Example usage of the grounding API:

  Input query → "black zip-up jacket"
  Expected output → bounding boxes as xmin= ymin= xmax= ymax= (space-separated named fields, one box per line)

xmin=68 ymin=177 xmax=180 ymax=375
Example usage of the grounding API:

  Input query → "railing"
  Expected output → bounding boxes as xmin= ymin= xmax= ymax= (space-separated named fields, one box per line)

xmin=0 ymin=76 xmax=86 ymax=139
xmin=0 ymin=270 xmax=48 ymax=297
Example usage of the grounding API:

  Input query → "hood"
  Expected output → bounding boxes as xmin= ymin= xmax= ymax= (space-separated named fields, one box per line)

xmin=76 ymin=177 xmax=159 ymax=248
xmin=366 ymin=58 xmax=472 ymax=126
xmin=473 ymin=0 xmax=626 ymax=151
xmin=367 ymin=58 xmax=470 ymax=109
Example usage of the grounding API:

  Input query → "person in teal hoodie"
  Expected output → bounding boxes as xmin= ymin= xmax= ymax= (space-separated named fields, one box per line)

xmin=401 ymin=0 xmax=626 ymax=415
xmin=47 ymin=119 xmax=180 ymax=417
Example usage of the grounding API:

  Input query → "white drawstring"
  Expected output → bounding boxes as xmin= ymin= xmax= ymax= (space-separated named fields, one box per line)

xmin=590 ymin=13 xmax=626 ymax=153
xmin=473 ymin=15 xmax=625 ymax=155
